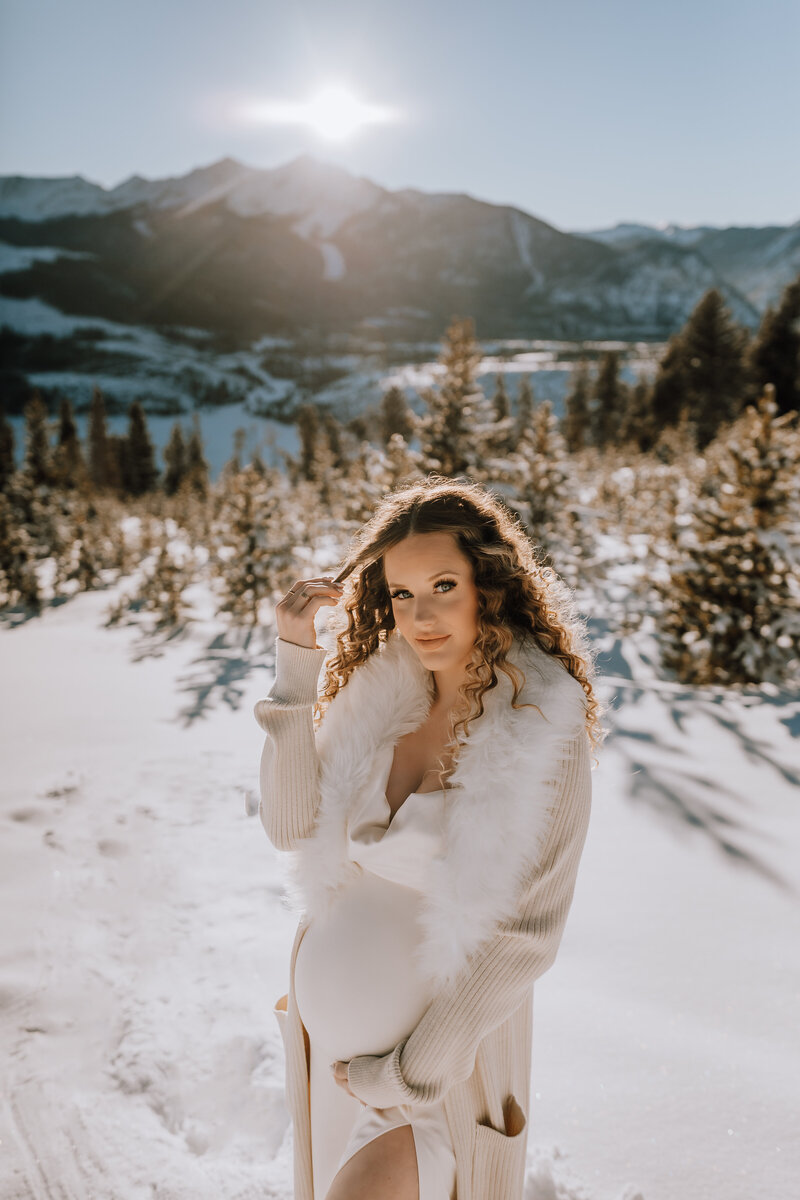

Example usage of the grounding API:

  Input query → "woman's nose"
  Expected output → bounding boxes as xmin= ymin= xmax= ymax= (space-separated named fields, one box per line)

xmin=412 ymin=599 xmax=435 ymax=625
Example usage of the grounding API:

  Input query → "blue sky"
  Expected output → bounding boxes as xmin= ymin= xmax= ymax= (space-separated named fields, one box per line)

xmin=1 ymin=0 xmax=798 ymax=231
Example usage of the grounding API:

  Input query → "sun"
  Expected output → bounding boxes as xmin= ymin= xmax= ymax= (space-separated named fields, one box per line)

xmin=239 ymin=83 xmax=399 ymax=143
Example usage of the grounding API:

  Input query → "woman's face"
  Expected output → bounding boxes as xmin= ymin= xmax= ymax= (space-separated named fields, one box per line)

xmin=383 ymin=531 xmax=481 ymax=670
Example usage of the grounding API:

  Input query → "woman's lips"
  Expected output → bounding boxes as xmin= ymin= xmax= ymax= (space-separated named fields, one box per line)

xmin=416 ymin=634 xmax=450 ymax=647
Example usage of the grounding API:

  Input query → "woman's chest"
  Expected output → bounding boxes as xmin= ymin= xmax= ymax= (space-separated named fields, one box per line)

xmin=384 ymin=711 xmax=458 ymax=812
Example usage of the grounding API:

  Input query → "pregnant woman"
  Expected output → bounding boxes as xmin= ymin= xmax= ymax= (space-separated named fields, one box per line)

xmin=254 ymin=476 xmax=605 ymax=1200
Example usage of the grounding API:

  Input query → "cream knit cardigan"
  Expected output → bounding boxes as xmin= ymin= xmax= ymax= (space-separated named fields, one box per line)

xmin=255 ymin=630 xmax=594 ymax=1200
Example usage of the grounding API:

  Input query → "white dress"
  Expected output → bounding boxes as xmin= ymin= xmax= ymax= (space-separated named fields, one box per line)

xmin=293 ymin=751 xmax=457 ymax=1200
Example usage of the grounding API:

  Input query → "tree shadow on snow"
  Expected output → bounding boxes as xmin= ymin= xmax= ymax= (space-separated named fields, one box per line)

xmin=603 ymin=680 xmax=800 ymax=894
xmin=172 ymin=626 xmax=275 ymax=727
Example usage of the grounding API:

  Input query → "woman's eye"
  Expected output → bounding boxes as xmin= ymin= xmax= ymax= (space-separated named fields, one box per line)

xmin=389 ymin=579 xmax=456 ymax=600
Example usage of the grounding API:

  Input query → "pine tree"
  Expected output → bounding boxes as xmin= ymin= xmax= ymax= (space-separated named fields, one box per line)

xmin=492 ymin=374 xmax=510 ymax=421
xmin=104 ymin=434 xmax=125 ymax=492
xmin=417 ymin=317 xmax=485 ymax=476
xmin=185 ymin=416 xmax=210 ymax=499
xmin=513 ymin=375 xmax=535 ymax=446
xmin=311 ymin=425 xmax=339 ymax=507
xmin=590 ymin=351 xmax=628 ymax=448
xmin=385 ymin=433 xmax=424 ymax=489
xmin=0 ymin=492 xmax=41 ymax=611
xmin=52 ymin=397 xmax=85 ymax=489
xmin=516 ymin=399 xmax=572 ymax=549
xmin=133 ymin=533 xmax=193 ymax=627
xmin=321 ymin=408 xmax=346 ymax=471
xmin=88 ymin=385 xmax=112 ymax=489
xmin=486 ymin=374 xmax=515 ymax=456
xmin=212 ymin=464 xmax=298 ymax=626
xmin=651 ymin=289 xmax=751 ymax=447
xmin=295 ymin=404 xmax=321 ymax=482
xmin=23 ymin=389 xmax=52 ymax=487
xmin=655 ymin=384 xmax=800 ymax=686
xmin=562 ymin=359 xmax=592 ymax=452
xmin=222 ymin=428 xmax=247 ymax=483
xmin=746 ymin=272 xmax=800 ymax=416
xmin=617 ymin=376 xmax=659 ymax=452
xmin=0 ymin=403 xmax=15 ymax=492
xmin=125 ymin=401 xmax=158 ymax=495
xmin=71 ymin=524 xmax=103 ymax=591
xmin=379 ymin=385 xmax=416 ymax=446
xmin=163 ymin=422 xmax=187 ymax=495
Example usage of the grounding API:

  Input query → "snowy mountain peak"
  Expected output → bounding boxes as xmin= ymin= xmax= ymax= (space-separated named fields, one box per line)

xmin=0 ymin=173 xmax=109 ymax=221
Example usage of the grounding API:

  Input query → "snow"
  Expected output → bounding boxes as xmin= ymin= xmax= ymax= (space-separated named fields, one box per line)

xmin=317 ymin=241 xmax=347 ymax=281
xmin=0 ymin=243 xmax=95 ymax=274
xmin=222 ymin=156 xmax=382 ymax=237
xmin=0 ymin=174 xmax=111 ymax=221
xmin=510 ymin=210 xmax=545 ymax=290
xmin=1 ymin=563 xmax=798 ymax=1199
xmin=0 ymin=156 xmax=382 ymax=239
xmin=0 ymin=293 xmax=124 ymax=337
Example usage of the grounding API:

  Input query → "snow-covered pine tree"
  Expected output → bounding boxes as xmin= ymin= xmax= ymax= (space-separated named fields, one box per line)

xmin=513 ymin=375 xmax=535 ymax=446
xmin=507 ymin=398 xmax=583 ymax=578
xmin=562 ymin=359 xmax=592 ymax=452
xmin=651 ymin=288 xmax=751 ymax=448
xmin=0 ymin=491 xmax=41 ymax=610
xmin=487 ymin=374 xmax=515 ymax=456
xmin=746 ymin=272 xmax=800 ymax=416
xmin=385 ymin=433 xmax=425 ymax=488
xmin=23 ymin=389 xmax=52 ymax=488
xmin=417 ymin=318 xmax=485 ymax=476
xmin=655 ymin=384 xmax=800 ymax=686
xmin=334 ymin=440 xmax=388 ymax=529
xmin=492 ymin=373 xmax=510 ymax=422
xmin=71 ymin=521 xmax=103 ymax=591
xmin=211 ymin=464 xmax=299 ymax=626
xmin=380 ymin=385 xmax=416 ymax=446
xmin=135 ymin=532 xmax=193 ymax=628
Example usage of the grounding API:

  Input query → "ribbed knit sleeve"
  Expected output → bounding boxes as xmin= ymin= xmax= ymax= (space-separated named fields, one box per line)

xmin=346 ymin=728 xmax=593 ymax=1109
xmin=253 ymin=636 xmax=328 ymax=851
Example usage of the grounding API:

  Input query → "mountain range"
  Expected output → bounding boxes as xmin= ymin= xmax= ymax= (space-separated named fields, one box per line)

xmin=1 ymin=153 xmax=797 ymax=344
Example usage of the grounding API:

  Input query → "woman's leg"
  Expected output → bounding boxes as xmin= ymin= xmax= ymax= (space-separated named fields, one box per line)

xmin=325 ymin=1123 xmax=419 ymax=1200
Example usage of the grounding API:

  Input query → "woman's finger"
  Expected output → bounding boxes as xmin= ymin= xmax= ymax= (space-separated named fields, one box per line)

xmin=331 ymin=1060 xmax=364 ymax=1103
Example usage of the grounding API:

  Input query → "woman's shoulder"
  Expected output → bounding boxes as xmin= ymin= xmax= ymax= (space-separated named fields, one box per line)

xmin=509 ymin=630 xmax=589 ymax=734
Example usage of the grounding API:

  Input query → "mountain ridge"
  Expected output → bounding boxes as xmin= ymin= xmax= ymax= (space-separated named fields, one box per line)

xmin=0 ymin=154 xmax=794 ymax=341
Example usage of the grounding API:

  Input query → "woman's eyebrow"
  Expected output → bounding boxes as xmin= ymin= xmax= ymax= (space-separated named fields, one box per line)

xmin=386 ymin=569 xmax=463 ymax=588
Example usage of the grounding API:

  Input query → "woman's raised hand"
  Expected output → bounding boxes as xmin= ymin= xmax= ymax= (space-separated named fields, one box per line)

xmin=275 ymin=576 xmax=344 ymax=649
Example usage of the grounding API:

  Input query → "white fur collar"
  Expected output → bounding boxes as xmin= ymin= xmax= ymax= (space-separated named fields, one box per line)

xmin=280 ymin=627 xmax=588 ymax=990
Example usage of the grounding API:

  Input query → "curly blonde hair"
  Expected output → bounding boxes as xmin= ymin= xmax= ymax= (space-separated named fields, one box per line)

xmin=315 ymin=475 xmax=607 ymax=774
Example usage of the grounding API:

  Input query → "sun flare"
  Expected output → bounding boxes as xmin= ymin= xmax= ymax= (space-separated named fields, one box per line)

xmin=239 ymin=83 xmax=399 ymax=142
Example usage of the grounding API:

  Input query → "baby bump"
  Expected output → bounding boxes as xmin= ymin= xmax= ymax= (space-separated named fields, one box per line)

xmin=294 ymin=870 xmax=434 ymax=1061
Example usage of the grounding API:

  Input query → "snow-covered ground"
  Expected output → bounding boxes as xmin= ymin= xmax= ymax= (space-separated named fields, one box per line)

xmin=1 ymin=576 xmax=797 ymax=1199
